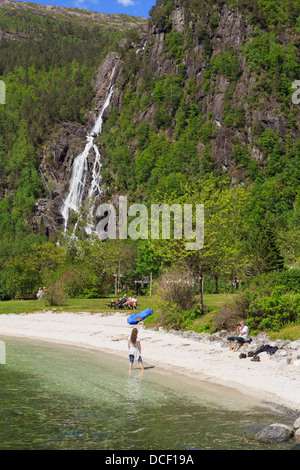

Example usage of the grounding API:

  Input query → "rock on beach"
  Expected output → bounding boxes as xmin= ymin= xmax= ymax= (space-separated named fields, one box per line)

xmin=256 ymin=423 xmax=294 ymax=442
xmin=256 ymin=414 xmax=300 ymax=442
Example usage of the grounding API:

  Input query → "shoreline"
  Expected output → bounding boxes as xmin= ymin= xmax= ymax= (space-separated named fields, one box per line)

xmin=1 ymin=310 xmax=300 ymax=415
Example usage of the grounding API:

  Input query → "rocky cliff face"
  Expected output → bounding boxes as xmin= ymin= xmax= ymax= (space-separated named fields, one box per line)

xmin=137 ymin=0 xmax=299 ymax=171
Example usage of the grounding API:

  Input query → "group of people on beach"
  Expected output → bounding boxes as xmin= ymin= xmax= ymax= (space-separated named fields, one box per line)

xmin=127 ymin=295 xmax=138 ymax=309
xmin=116 ymin=294 xmax=138 ymax=309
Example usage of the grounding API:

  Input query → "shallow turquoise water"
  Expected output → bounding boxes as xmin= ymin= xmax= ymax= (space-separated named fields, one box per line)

xmin=0 ymin=336 xmax=297 ymax=450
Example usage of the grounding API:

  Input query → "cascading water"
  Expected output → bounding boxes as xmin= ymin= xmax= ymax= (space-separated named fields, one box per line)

xmin=61 ymin=67 xmax=116 ymax=234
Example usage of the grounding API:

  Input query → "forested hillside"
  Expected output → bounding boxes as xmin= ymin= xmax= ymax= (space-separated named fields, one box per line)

xmin=0 ymin=0 xmax=299 ymax=327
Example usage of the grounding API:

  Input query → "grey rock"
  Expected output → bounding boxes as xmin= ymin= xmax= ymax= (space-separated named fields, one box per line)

xmin=286 ymin=340 xmax=300 ymax=350
xmin=219 ymin=330 xmax=228 ymax=338
xmin=256 ymin=423 xmax=294 ymax=442
xmin=278 ymin=350 xmax=288 ymax=357
xmin=182 ymin=332 xmax=190 ymax=338
xmin=293 ymin=417 xmax=300 ymax=431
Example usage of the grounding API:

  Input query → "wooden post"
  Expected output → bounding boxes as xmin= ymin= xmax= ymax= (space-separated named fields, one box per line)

xmin=118 ymin=259 xmax=120 ymax=293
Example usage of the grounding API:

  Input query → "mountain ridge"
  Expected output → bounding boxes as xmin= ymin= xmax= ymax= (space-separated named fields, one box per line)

xmin=0 ymin=0 xmax=148 ymax=31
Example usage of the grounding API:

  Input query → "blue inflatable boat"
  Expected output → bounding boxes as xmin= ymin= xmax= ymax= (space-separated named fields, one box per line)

xmin=127 ymin=308 xmax=153 ymax=325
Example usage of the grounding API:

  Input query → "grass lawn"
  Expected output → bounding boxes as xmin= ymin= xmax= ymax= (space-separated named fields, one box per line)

xmin=0 ymin=296 xmax=155 ymax=315
xmin=269 ymin=325 xmax=300 ymax=341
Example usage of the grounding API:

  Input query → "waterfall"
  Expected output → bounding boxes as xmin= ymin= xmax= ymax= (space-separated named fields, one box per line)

xmin=61 ymin=67 xmax=115 ymax=234
xmin=135 ymin=40 xmax=147 ymax=54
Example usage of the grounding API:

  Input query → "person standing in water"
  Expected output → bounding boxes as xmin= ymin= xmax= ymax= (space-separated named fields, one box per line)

xmin=128 ymin=328 xmax=144 ymax=372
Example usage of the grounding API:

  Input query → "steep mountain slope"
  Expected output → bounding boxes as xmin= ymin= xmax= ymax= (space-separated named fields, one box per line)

xmin=100 ymin=0 xmax=300 ymax=196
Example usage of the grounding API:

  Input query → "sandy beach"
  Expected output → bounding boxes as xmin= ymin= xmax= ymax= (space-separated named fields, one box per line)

xmin=1 ymin=310 xmax=300 ymax=414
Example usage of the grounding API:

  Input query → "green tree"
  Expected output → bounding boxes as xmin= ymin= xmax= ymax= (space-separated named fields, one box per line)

xmin=243 ymin=225 xmax=285 ymax=276
xmin=148 ymin=178 xmax=250 ymax=311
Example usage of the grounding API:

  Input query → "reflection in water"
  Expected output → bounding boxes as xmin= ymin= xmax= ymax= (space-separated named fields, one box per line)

xmin=124 ymin=373 xmax=146 ymax=440
xmin=126 ymin=372 xmax=143 ymax=410
xmin=0 ymin=337 xmax=296 ymax=450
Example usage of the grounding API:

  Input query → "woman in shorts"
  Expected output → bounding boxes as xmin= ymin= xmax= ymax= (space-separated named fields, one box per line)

xmin=128 ymin=327 xmax=144 ymax=371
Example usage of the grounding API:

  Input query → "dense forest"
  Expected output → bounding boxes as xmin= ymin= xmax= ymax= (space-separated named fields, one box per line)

xmin=0 ymin=0 xmax=299 ymax=333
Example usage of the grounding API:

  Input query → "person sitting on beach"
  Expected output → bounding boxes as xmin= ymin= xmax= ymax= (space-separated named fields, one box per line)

xmin=128 ymin=327 xmax=144 ymax=372
xmin=227 ymin=320 xmax=249 ymax=352
xmin=126 ymin=296 xmax=132 ymax=308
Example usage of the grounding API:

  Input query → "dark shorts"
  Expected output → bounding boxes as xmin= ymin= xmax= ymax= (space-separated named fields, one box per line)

xmin=129 ymin=354 xmax=142 ymax=364
xmin=227 ymin=336 xmax=246 ymax=344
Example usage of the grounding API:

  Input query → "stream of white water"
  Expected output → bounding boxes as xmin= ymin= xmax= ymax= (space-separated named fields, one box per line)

xmin=61 ymin=67 xmax=116 ymax=233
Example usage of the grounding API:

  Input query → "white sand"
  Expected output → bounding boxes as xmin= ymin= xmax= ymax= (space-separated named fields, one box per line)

xmin=0 ymin=310 xmax=300 ymax=413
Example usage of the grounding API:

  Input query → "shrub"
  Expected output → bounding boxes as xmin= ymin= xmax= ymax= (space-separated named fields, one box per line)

xmin=155 ymin=300 xmax=199 ymax=330
xmin=213 ymin=291 xmax=253 ymax=330
xmin=246 ymin=292 xmax=300 ymax=332
xmin=155 ymin=266 xmax=196 ymax=310
xmin=249 ymin=269 xmax=300 ymax=295
xmin=44 ymin=279 xmax=67 ymax=307
xmin=153 ymin=266 xmax=197 ymax=329
xmin=57 ymin=268 xmax=101 ymax=298
xmin=214 ymin=287 xmax=300 ymax=334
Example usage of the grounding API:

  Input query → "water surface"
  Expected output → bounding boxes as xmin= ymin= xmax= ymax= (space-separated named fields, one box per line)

xmin=0 ymin=337 xmax=296 ymax=450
